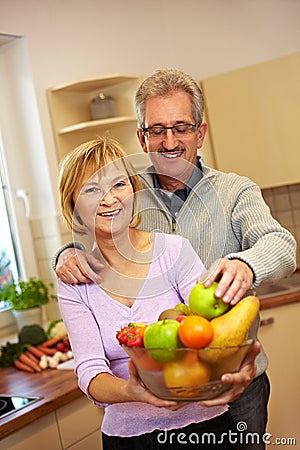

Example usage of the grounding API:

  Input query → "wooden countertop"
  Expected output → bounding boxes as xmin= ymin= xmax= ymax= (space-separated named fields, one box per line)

xmin=259 ymin=290 xmax=300 ymax=310
xmin=0 ymin=366 xmax=82 ymax=440
xmin=257 ymin=270 xmax=300 ymax=310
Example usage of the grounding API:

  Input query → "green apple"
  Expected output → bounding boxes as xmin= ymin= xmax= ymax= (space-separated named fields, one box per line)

xmin=143 ymin=320 xmax=180 ymax=363
xmin=189 ymin=282 xmax=230 ymax=320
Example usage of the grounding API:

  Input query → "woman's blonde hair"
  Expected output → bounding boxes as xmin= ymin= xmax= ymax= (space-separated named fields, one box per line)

xmin=58 ymin=136 xmax=143 ymax=235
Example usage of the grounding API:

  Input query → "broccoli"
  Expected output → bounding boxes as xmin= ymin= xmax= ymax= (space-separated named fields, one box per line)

xmin=18 ymin=324 xmax=48 ymax=345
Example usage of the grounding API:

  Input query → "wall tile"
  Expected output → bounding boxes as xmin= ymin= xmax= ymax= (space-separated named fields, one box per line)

xmin=294 ymin=226 xmax=300 ymax=243
xmin=289 ymin=184 xmax=300 ymax=209
xmin=33 ymin=236 xmax=64 ymax=259
xmin=292 ymin=208 xmax=300 ymax=225
xmin=273 ymin=210 xmax=294 ymax=229
xmin=262 ymin=183 xmax=300 ymax=269
xmin=29 ymin=215 xmax=70 ymax=285
xmin=37 ymin=259 xmax=57 ymax=284
xmin=272 ymin=186 xmax=292 ymax=212
xmin=261 ymin=189 xmax=274 ymax=210
xmin=30 ymin=215 xmax=70 ymax=238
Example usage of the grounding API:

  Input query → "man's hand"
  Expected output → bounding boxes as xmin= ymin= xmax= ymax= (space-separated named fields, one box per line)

xmin=197 ymin=340 xmax=260 ymax=407
xmin=200 ymin=258 xmax=254 ymax=305
xmin=56 ymin=248 xmax=104 ymax=284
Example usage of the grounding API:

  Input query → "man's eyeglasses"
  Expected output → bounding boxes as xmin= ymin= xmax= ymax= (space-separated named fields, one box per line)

xmin=142 ymin=123 xmax=199 ymax=139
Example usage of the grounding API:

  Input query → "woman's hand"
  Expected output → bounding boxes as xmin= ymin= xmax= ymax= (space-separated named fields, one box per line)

xmin=125 ymin=360 xmax=188 ymax=410
xmin=56 ymin=248 xmax=104 ymax=284
xmin=196 ymin=340 xmax=260 ymax=407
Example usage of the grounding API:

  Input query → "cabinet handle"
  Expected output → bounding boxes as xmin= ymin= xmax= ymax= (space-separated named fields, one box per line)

xmin=260 ymin=317 xmax=274 ymax=327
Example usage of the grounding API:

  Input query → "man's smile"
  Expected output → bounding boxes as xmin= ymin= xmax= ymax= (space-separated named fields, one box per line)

xmin=158 ymin=148 xmax=185 ymax=159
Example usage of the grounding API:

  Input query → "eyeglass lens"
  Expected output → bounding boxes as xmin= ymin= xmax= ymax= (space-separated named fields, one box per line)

xmin=143 ymin=123 xmax=198 ymax=138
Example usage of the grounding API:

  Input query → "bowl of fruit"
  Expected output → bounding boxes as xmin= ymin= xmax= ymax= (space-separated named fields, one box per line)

xmin=123 ymin=340 xmax=254 ymax=401
xmin=116 ymin=284 xmax=259 ymax=401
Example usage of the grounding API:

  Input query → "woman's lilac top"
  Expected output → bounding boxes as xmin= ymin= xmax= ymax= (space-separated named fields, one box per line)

xmin=58 ymin=233 xmax=227 ymax=437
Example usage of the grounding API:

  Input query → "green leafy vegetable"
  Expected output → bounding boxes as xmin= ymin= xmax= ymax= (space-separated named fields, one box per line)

xmin=18 ymin=324 xmax=48 ymax=345
xmin=0 ymin=342 xmax=28 ymax=367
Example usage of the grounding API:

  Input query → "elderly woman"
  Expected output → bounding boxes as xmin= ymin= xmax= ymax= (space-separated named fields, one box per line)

xmin=57 ymin=136 xmax=238 ymax=449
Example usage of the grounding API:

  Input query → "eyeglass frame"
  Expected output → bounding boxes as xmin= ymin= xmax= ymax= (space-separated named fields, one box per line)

xmin=141 ymin=122 xmax=199 ymax=138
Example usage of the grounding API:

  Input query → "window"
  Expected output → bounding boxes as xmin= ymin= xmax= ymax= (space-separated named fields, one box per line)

xmin=0 ymin=139 xmax=21 ymax=310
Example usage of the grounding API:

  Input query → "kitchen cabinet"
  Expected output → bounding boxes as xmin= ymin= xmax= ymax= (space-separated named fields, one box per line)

xmin=47 ymin=74 xmax=146 ymax=167
xmin=0 ymin=413 xmax=61 ymax=450
xmin=258 ymin=302 xmax=300 ymax=444
xmin=0 ymin=396 xmax=104 ymax=450
xmin=198 ymin=111 xmax=217 ymax=169
xmin=200 ymin=52 xmax=300 ymax=188
xmin=56 ymin=396 xmax=104 ymax=449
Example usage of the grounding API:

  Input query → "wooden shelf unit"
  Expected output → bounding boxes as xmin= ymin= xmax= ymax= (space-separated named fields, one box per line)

xmin=47 ymin=74 xmax=143 ymax=163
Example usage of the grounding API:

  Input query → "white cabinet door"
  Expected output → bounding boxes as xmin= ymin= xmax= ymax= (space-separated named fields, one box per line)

xmin=56 ymin=395 xmax=104 ymax=449
xmin=201 ymin=52 xmax=300 ymax=188
xmin=66 ymin=429 xmax=102 ymax=450
xmin=258 ymin=303 xmax=300 ymax=445
xmin=0 ymin=413 xmax=61 ymax=450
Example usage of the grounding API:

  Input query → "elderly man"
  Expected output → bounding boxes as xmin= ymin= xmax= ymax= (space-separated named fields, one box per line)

xmin=54 ymin=69 xmax=296 ymax=449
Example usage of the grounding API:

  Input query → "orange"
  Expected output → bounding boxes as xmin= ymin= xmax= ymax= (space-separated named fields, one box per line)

xmin=178 ymin=315 xmax=213 ymax=349
xmin=163 ymin=350 xmax=211 ymax=390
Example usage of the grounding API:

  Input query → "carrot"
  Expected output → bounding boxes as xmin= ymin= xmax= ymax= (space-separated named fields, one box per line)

xmin=28 ymin=345 xmax=46 ymax=358
xmin=14 ymin=359 xmax=34 ymax=373
xmin=41 ymin=335 xmax=67 ymax=348
xmin=19 ymin=353 xmax=42 ymax=372
xmin=25 ymin=351 xmax=39 ymax=364
xmin=37 ymin=345 xmax=57 ymax=355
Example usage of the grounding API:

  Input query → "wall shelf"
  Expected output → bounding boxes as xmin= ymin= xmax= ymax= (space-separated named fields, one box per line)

xmin=47 ymin=74 xmax=143 ymax=161
xmin=58 ymin=116 xmax=136 ymax=135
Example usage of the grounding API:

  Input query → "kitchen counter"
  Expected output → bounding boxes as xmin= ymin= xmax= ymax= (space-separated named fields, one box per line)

xmin=259 ymin=289 xmax=300 ymax=310
xmin=256 ymin=270 xmax=300 ymax=310
xmin=0 ymin=365 xmax=82 ymax=440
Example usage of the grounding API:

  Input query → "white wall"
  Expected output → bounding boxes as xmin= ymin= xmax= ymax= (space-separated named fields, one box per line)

xmin=1 ymin=0 xmax=300 ymax=209
xmin=0 ymin=38 xmax=51 ymax=277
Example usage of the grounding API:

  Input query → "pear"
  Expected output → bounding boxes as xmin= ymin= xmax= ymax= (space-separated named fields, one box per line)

xmin=200 ymin=296 xmax=259 ymax=364
xmin=209 ymin=342 xmax=253 ymax=380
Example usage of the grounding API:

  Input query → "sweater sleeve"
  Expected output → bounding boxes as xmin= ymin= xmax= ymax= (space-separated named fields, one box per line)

xmin=225 ymin=181 xmax=296 ymax=286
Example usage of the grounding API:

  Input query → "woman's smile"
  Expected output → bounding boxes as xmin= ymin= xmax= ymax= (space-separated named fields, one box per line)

xmin=97 ymin=207 xmax=122 ymax=218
